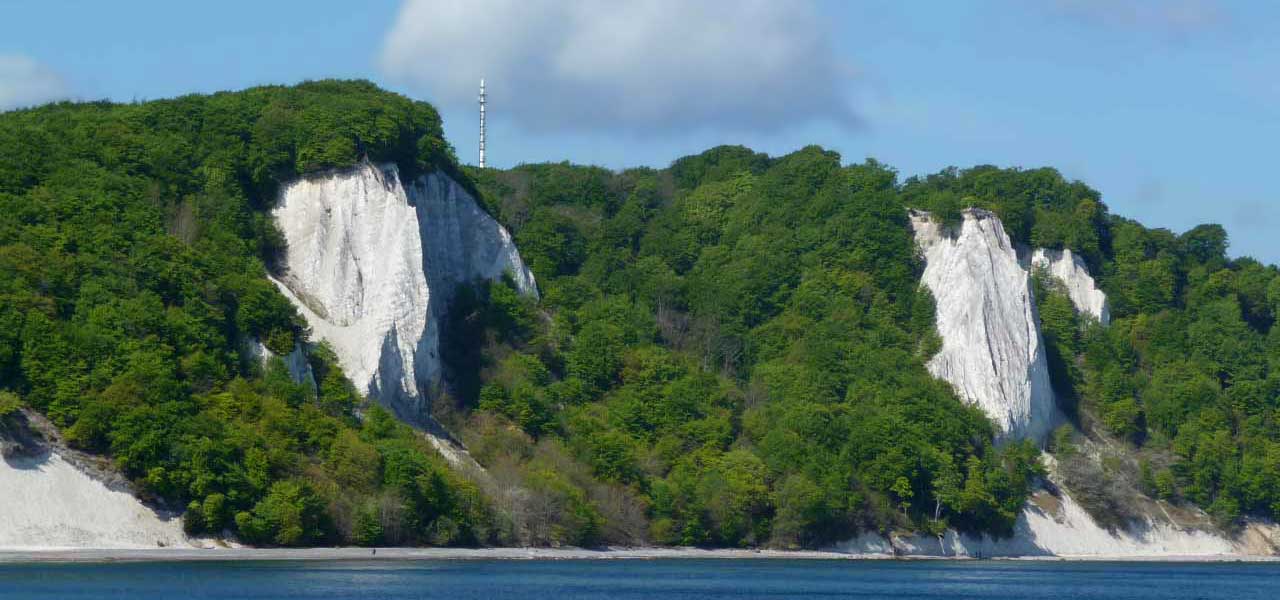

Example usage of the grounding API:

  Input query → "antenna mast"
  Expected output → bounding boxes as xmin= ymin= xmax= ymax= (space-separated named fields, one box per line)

xmin=478 ymin=78 xmax=486 ymax=168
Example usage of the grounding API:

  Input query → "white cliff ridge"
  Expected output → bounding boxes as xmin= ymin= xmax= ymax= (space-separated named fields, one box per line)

xmin=910 ymin=209 xmax=1058 ymax=442
xmin=1029 ymin=247 xmax=1110 ymax=325
xmin=271 ymin=162 xmax=535 ymax=425
xmin=892 ymin=208 xmax=1261 ymax=559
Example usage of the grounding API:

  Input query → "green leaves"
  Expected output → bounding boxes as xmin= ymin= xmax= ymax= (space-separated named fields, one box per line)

xmin=235 ymin=480 xmax=330 ymax=546
xmin=0 ymin=81 xmax=489 ymax=547
xmin=0 ymin=391 xmax=20 ymax=419
xmin=31 ymin=78 xmax=1280 ymax=547
xmin=515 ymin=207 xmax=588 ymax=279
xmin=457 ymin=148 xmax=1047 ymax=549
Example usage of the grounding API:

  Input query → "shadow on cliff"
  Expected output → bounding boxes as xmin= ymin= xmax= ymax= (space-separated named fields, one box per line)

xmin=0 ymin=410 xmax=52 ymax=470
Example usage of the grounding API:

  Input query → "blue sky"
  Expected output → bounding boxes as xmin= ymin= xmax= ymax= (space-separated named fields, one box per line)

xmin=2 ymin=0 xmax=1278 ymax=262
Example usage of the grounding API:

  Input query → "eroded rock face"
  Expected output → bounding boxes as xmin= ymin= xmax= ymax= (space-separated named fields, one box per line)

xmin=0 ymin=412 xmax=189 ymax=549
xmin=910 ymin=209 xmax=1057 ymax=443
xmin=1029 ymin=247 xmax=1110 ymax=325
xmin=0 ymin=452 xmax=190 ymax=549
xmin=271 ymin=162 xmax=535 ymax=425
xmin=246 ymin=340 xmax=317 ymax=394
xmin=835 ymin=451 xmax=1277 ymax=558
xmin=834 ymin=484 xmax=1257 ymax=558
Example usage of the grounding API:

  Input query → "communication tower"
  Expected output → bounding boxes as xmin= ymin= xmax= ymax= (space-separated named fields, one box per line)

xmin=478 ymin=78 xmax=486 ymax=168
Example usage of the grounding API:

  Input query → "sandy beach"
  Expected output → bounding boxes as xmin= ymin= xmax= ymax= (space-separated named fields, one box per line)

xmin=3 ymin=546 xmax=1279 ymax=564
xmin=0 ymin=546 xmax=875 ymax=563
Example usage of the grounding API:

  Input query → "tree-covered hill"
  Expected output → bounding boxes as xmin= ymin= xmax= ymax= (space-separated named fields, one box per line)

xmin=903 ymin=166 xmax=1280 ymax=527
xmin=4 ymin=81 xmax=1280 ymax=548
xmin=453 ymin=149 xmax=1048 ymax=548
xmin=454 ymin=148 xmax=1280 ymax=544
xmin=0 ymin=80 xmax=486 ymax=546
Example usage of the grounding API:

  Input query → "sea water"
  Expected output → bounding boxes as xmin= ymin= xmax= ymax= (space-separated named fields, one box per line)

xmin=1 ymin=559 xmax=1277 ymax=599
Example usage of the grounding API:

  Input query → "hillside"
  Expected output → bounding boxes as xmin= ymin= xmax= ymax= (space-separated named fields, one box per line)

xmin=0 ymin=81 xmax=488 ymax=547
xmin=3 ymin=81 xmax=1280 ymax=551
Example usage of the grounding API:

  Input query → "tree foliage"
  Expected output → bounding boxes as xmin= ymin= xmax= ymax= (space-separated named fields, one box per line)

xmin=906 ymin=163 xmax=1280 ymax=527
xmin=455 ymin=148 xmax=1047 ymax=547
xmin=10 ymin=79 xmax=1272 ymax=549
xmin=1 ymin=81 xmax=483 ymax=546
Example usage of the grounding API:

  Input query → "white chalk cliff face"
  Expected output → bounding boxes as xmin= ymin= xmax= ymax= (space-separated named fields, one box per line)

xmin=834 ymin=451 xmax=1280 ymax=558
xmin=910 ymin=209 xmax=1057 ymax=443
xmin=1030 ymin=247 xmax=1110 ymax=325
xmin=1 ymin=412 xmax=194 ymax=550
xmin=834 ymin=485 xmax=1280 ymax=558
xmin=0 ymin=452 xmax=189 ymax=549
xmin=895 ymin=209 xmax=1257 ymax=559
xmin=271 ymin=162 xmax=535 ymax=425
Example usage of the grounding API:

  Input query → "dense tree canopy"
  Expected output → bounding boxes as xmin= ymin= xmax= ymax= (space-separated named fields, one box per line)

xmin=454 ymin=148 xmax=1045 ymax=547
xmin=906 ymin=165 xmax=1280 ymax=528
xmin=0 ymin=80 xmax=485 ymax=546
xmin=5 ymin=81 xmax=1275 ymax=549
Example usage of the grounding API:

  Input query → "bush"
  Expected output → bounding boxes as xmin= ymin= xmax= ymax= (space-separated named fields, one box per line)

xmin=0 ymin=391 xmax=19 ymax=420
xmin=235 ymin=480 xmax=331 ymax=546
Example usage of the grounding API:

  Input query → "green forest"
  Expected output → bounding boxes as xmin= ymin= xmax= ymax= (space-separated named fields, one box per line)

xmin=3 ymin=81 xmax=1280 ymax=548
xmin=0 ymin=81 xmax=483 ymax=546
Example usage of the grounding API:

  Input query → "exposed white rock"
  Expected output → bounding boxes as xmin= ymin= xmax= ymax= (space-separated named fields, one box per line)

xmin=910 ymin=209 xmax=1058 ymax=442
xmin=246 ymin=339 xmax=317 ymax=393
xmin=0 ymin=451 xmax=189 ymax=549
xmin=279 ymin=343 xmax=317 ymax=390
xmin=898 ymin=210 xmax=1246 ymax=557
xmin=909 ymin=490 xmax=1240 ymax=557
xmin=834 ymin=454 xmax=1279 ymax=558
xmin=271 ymin=162 xmax=535 ymax=426
xmin=411 ymin=172 xmax=537 ymax=297
xmin=1029 ymin=247 xmax=1110 ymax=325
xmin=832 ymin=489 xmax=1268 ymax=558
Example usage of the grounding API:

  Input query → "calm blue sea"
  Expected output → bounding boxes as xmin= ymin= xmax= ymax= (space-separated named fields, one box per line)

xmin=0 ymin=559 xmax=1277 ymax=599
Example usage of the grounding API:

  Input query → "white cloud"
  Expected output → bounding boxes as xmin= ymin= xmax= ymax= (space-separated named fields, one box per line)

xmin=0 ymin=54 xmax=67 ymax=110
xmin=379 ymin=0 xmax=857 ymax=134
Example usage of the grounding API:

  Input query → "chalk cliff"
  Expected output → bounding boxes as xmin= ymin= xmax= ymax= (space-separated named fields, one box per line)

xmin=892 ymin=209 xmax=1266 ymax=559
xmin=835 ymin=487 xmax=1279 ymax=558
xmin=270 ymin=162 xmax=535 ymax=426
xmin=0 ymin=412 xmax=190 ymax=549
xmin=836 ymin=450 xmax=1280 ymax=558
xmin=910 ymin=209 xmax=1058 ymax=442
xmin=1030 ymin=247 xmax=1110 ymax=325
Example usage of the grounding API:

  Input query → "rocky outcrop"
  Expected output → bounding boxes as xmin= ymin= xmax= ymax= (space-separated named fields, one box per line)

xmin=896 ymin=209 xmax=1248 ymax=558
xmin=246 ymin=340 xmax=317 ymax=393
xmin=910 ymin=209 xmax=1058 ymax=443
xmin=0 ymin=453 xmax=191 ymax=549
xmin=0 ymin=410 xmax=190 ymax=549
xmin=834 ymin=452 xmax=1279 ymax=558
xmin=835 ymin=489 xmax=1276 ymax=558
xmin=271 ymin=162 xmax=535 ymax=426
xmin=1029 ymin=247 xmax=1110 ymax=325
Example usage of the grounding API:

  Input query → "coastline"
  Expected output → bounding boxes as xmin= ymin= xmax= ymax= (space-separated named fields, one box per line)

xmin=3 ymin=546 xmax=1279 ymax=564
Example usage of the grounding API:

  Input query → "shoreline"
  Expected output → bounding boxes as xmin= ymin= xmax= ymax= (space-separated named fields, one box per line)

xmin=3 ymin=546 xmax=1280 ymax=564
